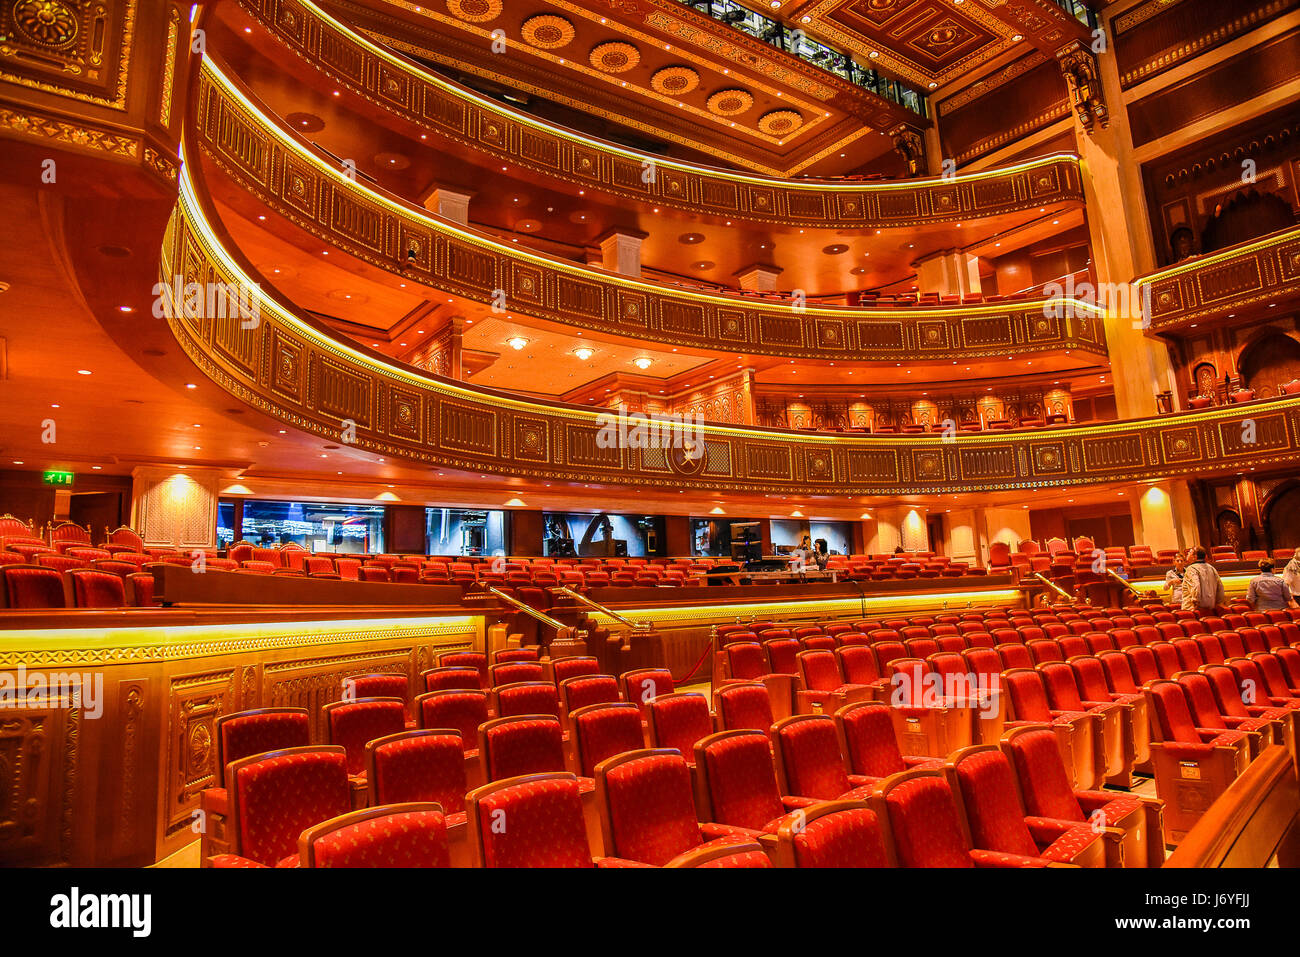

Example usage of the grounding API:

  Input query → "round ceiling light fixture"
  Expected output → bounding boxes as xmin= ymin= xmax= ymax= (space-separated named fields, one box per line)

xmin=633 ymin=356 xmax=653 ymax=370
xmin=507 ymin=336 xmax=529 ymax=351
xmin=573 ymin=347 xmax=595 ymax=360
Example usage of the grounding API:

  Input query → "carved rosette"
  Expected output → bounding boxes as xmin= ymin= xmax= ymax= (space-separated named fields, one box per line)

xmin=520 ymin=14 xmax=573 ymax=50
xmin=650 ymin=66 xmax=700 ymax=96
xmin=706 ymin=89 xmax=753 ymax=116
xmin=589 ymin=41 xmax=640 ymax=74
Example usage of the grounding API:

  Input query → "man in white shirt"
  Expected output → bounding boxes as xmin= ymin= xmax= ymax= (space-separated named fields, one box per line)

xmin=1283 ymin=554 xmax=1300 ymax=597
xmin=1181 ymin=546 xmax=1225 ymax=612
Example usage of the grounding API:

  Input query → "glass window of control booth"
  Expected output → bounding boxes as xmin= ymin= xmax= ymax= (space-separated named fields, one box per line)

xmin=232 ymin=500 xmax=385 ymax=553
xmin=426 ymin=508 xmax=506 ymax=557
xmin=543 ymin=512 xmax=662 ymax=558
xmin=771 ymin=519 xmax=854 ymax=556
xmin=691 ymin=518 xmax=749 ymax=557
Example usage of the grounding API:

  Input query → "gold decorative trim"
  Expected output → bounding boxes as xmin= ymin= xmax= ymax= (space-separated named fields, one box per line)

xmin=0 ymin=104 xmax=137 ymax=157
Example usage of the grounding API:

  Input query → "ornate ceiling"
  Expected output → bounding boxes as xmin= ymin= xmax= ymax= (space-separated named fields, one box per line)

xmin=782 ymin=0 xmax=1094 ymax=91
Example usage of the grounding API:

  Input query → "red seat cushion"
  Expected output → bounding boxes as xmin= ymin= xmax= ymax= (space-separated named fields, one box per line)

xmin=309 ymin=809 xmax=449 ymax=868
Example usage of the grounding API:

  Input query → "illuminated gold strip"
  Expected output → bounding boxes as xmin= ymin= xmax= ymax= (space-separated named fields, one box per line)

xmin=1137 ymin=225 xmax=1300 ymax=285
xmin=281 ymin=0 xmax=1081 ymax=194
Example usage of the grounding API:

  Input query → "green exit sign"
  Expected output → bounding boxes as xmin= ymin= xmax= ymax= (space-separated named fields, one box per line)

xmin=43 ymin=471 xmax=74 ymax=486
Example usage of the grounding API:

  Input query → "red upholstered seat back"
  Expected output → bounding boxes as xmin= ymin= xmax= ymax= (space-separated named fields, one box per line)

xmin=1070 ymin=656 xmax=1113 ymax=703
xmin=572 ymin=704 xmax=643 ymax=777
xmin=1219 ymin=631 xmax=1247 ymax=658
xmin=799 ymin=650 xmax=845 ymax=692
xmin=1149 ymin=682 xmax=1199 ymax=743
xmin=1177 ymin=675 xmax=1227 ymax=731
xmin=997 ymin=643 xmax=1034 ymax=670
xmin=726 ymin=642 xmax=768 ymax=680
xmin=68 ymin=569 xmax=125 ymax=608
xmin=1196 ymin=636 xmax=1226 ymax=665
xmin=1150 ymin=643 xmax=1182 ymax=678
xmin=217 ymin=710 xmax=310 ymax=787
xmin=1004 ymin=670 xmax=1052 ymax=721
xmin=560 ymin=675 xmax=620 ymax=715
xmin=1251 ymin=654 xmax=1294 ymax=698
xmin=1004 ymin=728 xmax=1084 ymax=821
xmin=1 ymin=566 xmax=65 ymax=608
xmin=437 ymin=652 xmax=488 ymax=687
xmin=473 ymin=775 xmax=593 ymax=867
xmin=368 ymin=732 xmax=467 ymax=811
xmin=763 ymin=639 xmax=801 ymax=676
xmin=622 ymin=668 xmax=674 ymax=717
xmin=836 ymin=704 xmax=905 ymax=778
xmin=715 ymin=683 xmax=775 ymax=732
xmin=552 ymin=656 xmax=600 ymax=684
xmin=647 ymin=693 xmax=712 ymax=760
xmin=349 ymin=674 xmax=408 ymax=704
xmin=233 ymin=750 xmax=351 ymax=866
xmin=424 ymin=667 xmax=481 ymax=692
xmin=775 ymin=716 xmax=851 ymax=799
xmin=326 ymin=699 xmax=407 ymax=775
xmin=494 ymin=681 xmax=560 ymax=719
xmin=491 ymin=662 xmax=545 ymax=686
xmin=1203 ymin=666 xmax=1251 ymax=718
xmin=600 ymin=752 xmax=702 ymax=865
xmin=1097 ymin=651 xmax=1140 ymax=694
xmin=306 ymin=808 xmax=449 ymax=868
xmin=1038 ymin=662 xmax=1085 ymax=711
xmin=836 ymin=645 xmax=881 ymax=684
xmin=1123 ymin=646 xmax=1161 ymax=685
xmin=699 ymin=732 xmax=785 ymax=829
xmin=419 ymin=691 xmax=488 ymax=747
xmin=951 ymin=750 xmax=1037 ymax=857
xmin=790 ymin=806 xmax=889 ymax=868
xmin=483 ymin=717 xmax=566 ymax=780
xmin=881 ymin=776 xmax=973 ymax=868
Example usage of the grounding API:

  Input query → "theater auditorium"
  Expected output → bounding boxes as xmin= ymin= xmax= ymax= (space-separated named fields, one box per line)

xmin=1 ymin=0 xmax=1299 ymax=876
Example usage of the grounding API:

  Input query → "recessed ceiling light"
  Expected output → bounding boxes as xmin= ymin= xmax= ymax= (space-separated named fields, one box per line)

xmin=77 ymin=369 xmax=91 ymax=375
xmin=507 ymin=337 xmax=529 ymax=351
xmin=633 ymin=357 xmax=653 ymax=370
xmin=574 ymin=347 xmax=595 ymax=361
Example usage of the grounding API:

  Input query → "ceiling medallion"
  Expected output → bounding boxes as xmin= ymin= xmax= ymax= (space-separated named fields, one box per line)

xmin=13 ymin=0 xmax=79 ymax=47
xmin=521 ymin=14 xmax=574 ymax=49
xmin=589 ymin=41 xmax=641 ymax=73
xmin=651 ymin=66 xmax=700 ymax=96
xmin=706 ymin=88 xmax=754 ymax=116
xmin=758 ymin=109 xmax=804 ymax=135
xmin=445 ymin=0 xmax=501 ymax=24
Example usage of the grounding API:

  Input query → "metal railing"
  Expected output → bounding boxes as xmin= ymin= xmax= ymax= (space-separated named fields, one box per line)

xmin=550 ymin=586 xmax=652 ymax=633
xmin=1030 ymin=572 xmax=1074 ymax=602
xmin=486 ymin=586 xmax=584 ymax=645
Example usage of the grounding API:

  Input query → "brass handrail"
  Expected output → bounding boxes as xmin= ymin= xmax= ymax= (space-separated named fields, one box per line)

xmin=485 ymin=586 xmax=581 ymax=640
xmin=550 ymin=587 xmax=651 ymax=632
xmin=1030 ymin=572 xmax=1073 ymax=601
xmin=1106 ymin=566 xmax=1145 ymax=597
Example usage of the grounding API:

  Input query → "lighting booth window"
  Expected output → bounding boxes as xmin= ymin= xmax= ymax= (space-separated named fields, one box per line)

xmin=426 ymin=507 xmax=506 ymax=557
xmin=543 ymin=512 xmax=663 ymax=558
xmin=771 ymin=519 xmax=854 ymax=556
xmin=235 ymin=500 xmax=385 ymax=553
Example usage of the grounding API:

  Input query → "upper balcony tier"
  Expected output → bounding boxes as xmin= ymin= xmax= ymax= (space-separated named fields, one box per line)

xmin=221 ymin=0 xmax=1085 ymax=229
xmin=169 ymin=120 xmax=1300 ymax=498
xmin=197 ymin=60 xmax=1107 ymax=371
xmin=1138 ymin=225 xmax=1300 ymax=335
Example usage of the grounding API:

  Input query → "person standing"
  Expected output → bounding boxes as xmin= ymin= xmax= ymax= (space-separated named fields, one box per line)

xmin=1246 ymin=559 xmax=1296 ymax=611
xmin=1164 ymin=552 xmax=1186 ymax=605
xmin=1283 ymin=551 xmax=1300 ymax=597
xmin=1181 ymin=546 xmax=1226 ymax=612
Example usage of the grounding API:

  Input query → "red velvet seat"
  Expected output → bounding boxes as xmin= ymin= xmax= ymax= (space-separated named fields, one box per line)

xmin=494 ymin=647 xmax=541 ymax=664
xmin=559 ymin=675 xmax=621 ymax=719
xmin=693 ymin=730 xmax=813 ymax=837
xmin=298 ymin=803 xmax=450 ymax=868
xmin=945 ymin=746 xmax=1105 ymax=866
xmin=417 ymin=690 xmax=489 ymax=756
xmin=713 ymin=681 xmax=775 ymax=732
xmin=549 ymin=655 xmax=600 ymax=684
xmin=770 ymin=800 xmax=891 ymax=867
xmin=0 ymin=564 xmax=66 ymax=608
xmin=722 ymin=641 xmax=768 ymax=682
xmin=594 ymin=749 xmax=761 ymax=866
xmin=491 ymin=681 xmax=561 ymax=720
xmin=322 ymin=698 xmax=407 ymax=792
xmin=1038 ymin=661 xmax=1129 ymax=786
xmin=795 ymin=649 xmax=878 ymax=714
xmin=478 ymin=715 xmax=575 ymax=784
xmin=868 ymin=770 xmax=1057 ymax=868
xmin=489 ymin=661 xmax=545 ymax=686
xmin=1177 ymin=674 xmax=1276 ymax=757
xmin=570 ymin=703 xmax=644 ymax=777
xmin=466 ymin=772 xmax=626 ymax=867
xmin=645 ymin=692 xmax=712 ymax=765
xmin=770 ymin=715 xmax=874 ymax=801
xmin=421 ymin=666 xmax=482 ymax=693
xmin=209 ymin=746 xmax=351 ymax=868
xmin=199 ymin=708 xmax=310 ymax=864
xmin=66 ymin=568 xmax=125 ymax=608
xmin=1001 ymin=726 xmax=1164 ymax=867
xmin=365 ymin=730 xmax=468 ymax=817
xmin=1002 ymin=668 xmax=1102 ymax=790
xmin=620 ymin=667 xmax=674 ymax=718
xmin=436 ymin=651 xmax=488 ymax=688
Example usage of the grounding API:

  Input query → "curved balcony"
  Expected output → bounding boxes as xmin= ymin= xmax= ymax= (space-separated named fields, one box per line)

xmin=196 ymin=60 xmax=1107 ymax=367
xmin=230 ymin=0 xmax=1084 ymax=228
xmin=1138 ymin=225 xmax=1300 ymax=334
xmin=167 ymin=126 xmax=1300 ymax=497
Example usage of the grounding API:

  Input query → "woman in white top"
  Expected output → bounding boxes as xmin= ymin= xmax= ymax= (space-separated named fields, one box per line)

xmin=1284 ymin=554 xmax=1300 ymax=596
xmin=1164 ymin=552 xmax=1186 ymax=605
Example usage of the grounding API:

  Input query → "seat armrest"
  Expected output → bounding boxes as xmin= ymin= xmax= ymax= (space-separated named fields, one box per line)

xmin=208 ymin=853 xmax=268 ymax=868
xmin=969 ymin=849 xmax=1054 ymax=868
xmin=700 ymin=822 xmax=766 ymax=841
xmin=596 ymin=857 xmax=655 ymax=868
